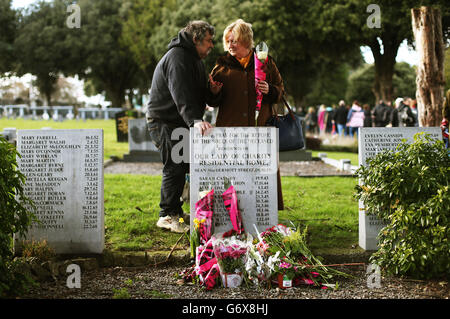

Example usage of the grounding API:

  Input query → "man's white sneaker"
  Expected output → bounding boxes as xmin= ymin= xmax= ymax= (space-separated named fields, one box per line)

xmin=156 ymin=216 xmax=188 ymax=233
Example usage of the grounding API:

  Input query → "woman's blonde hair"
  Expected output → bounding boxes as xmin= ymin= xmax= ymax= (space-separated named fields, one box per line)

xmin=222 ymin=19 xmax=254 ymax=52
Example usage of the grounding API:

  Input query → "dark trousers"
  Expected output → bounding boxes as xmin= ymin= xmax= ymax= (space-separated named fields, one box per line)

xmin=147 ymin=120 xmax=189 ymax=217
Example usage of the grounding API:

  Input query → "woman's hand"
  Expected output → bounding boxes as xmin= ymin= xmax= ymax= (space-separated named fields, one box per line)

xmin=257 ymin=80 xmax=269 ymax=94
xmin=209 ymin=74 xmax=223 ymax=95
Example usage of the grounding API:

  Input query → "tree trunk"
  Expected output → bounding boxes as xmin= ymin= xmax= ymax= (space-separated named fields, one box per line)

xmin=369 ymin=37 xmax=400 ymax=105
xmin=412 ymin=7 xmax=445 ymax=127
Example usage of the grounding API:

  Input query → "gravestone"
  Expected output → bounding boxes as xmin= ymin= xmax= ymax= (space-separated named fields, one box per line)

xmin=190 ymin=127 xmax=278 ymax=236
xmin=358 ymin=127 xmax=441 ymax=250
xmin=15 ymin=129 xmax=104 ymax=254
xmin=122 ymin=118 xmax=160 ymax=162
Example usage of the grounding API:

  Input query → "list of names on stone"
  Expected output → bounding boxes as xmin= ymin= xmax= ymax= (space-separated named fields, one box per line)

xmin=16 ymin=129 xmax=104 ymax=254
xmin=190 ymin=127 xmax=278 ymax=235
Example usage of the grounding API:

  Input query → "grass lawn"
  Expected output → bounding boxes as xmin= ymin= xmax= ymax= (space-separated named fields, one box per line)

xmin=2 ymin=118 xmax=360 ymax=253
xmin=310 ymin=150 xmax=359 ymax=166
xmin=104 ymin=174 xmax=359 ymax=252
xmin=0 ymin=118 xmax=128 ymax=161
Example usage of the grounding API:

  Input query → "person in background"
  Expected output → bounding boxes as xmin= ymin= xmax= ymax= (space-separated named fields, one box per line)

xmin=362 ymin=104 xmax=372 ymax=127
xmin=386 ymin=100 xmax=398 ymax=127
xmin=318 ymin=104 xmax=327 ymax=135
xmin=209 ymin=18 xmax=284 ymax=210
xmin=396 ymin=97 xmax=416 ymax=127
xmin=441 ymin=89 xmax=449 ymax=149
xmin=372 ymin=100 xmax=390 ymax=127
xmin=332 ymin=100 xmax=348 ymax=136
xmin=305 ymin=106 xmax=318 ymax=135
xmin=346 ymin=100 xmax=364 ymax=137
xmin=411 ymin=99 xmax=419 ymax=126
xmin=146 ymin=20 xmax=222 ymax=233
xmin=325 ymin=105 xmax=335 ymax=133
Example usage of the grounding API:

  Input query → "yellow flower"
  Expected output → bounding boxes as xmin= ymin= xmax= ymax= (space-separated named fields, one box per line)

xmin=179 ymin=217 xmax=185 ymax=224
xmin=200 ymin=218 xmax=206 ymax=223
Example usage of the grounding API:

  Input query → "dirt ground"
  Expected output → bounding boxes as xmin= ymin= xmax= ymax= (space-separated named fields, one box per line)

xmin=19 ymin=263 xmax=449 ymax=300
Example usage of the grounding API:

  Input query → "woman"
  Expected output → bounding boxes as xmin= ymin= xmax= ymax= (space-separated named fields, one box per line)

xmin=346 ymin=100 xmax=365 ymax=137
xmin=317 ymin=104 xmax=327 ymax=135
xmin=304 ymin=106 xmax=318 ymax=135
xmin=209 ymin=19 xmax=284 ymax=210
xmin=362 ymin=104 xmax=372 ymax=127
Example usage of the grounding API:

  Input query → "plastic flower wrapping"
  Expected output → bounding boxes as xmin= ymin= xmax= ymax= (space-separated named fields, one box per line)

xmin=254 ymin=42 xmax=269 ymax=125
xmin=212 ymin=236 xmax=249 ymax=274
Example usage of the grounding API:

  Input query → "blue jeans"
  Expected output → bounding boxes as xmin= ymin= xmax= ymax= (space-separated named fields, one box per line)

xmin=337 ymin=124 xmax=346 ymax=137
xmin=349 ymin=127 xmax=359 ymax=138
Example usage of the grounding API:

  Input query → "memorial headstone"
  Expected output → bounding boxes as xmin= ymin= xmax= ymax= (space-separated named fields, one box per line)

xmin=190 ymin=127 xmax=279 ymax=236
xmin=358 ymin=127 xmax=441 ymax=250
xmin=15 ymin=129 xmax=104 ymax=254
xmin=122 ymin=118 xmax=160 ymax=162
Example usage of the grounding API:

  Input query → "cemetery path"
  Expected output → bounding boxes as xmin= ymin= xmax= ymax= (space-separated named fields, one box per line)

xmin=104 ymin=160 xmax=355 ymax=177
xmin=20 ymin=264 xmax=448 ymax=299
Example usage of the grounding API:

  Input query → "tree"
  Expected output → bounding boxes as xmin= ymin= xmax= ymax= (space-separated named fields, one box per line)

xmin=412 ymin=6 xmax=446 ymax=126
xmin=0 ymin=0 xmax=17 ymax=74
xmin=346 ymin=62 xmax=417 ymax=106
xmin=77 ymin=0 xmax=142 ymax=108
xmin=13 ymin=0 xmax=84 ymax=106
xmin=316 ymin=0 xmax=449 ymax=104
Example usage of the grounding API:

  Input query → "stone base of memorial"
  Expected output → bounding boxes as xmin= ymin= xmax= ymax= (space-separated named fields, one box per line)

xmin=358 ymin=126 xmax=441 ymax=250
xmin=190 ymin=127 xmax=279 ymax=237
xmin=279 ymin=149 xmax=312 ymax=161
xmin=14 ymin=129 xmax=105 ymax=254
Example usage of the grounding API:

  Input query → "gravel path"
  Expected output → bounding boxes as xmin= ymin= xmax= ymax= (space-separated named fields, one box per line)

xmin=20 ymin=264 xmax=448 ymax=299
xmin=104 ymin=160 xmax=355 ymax=177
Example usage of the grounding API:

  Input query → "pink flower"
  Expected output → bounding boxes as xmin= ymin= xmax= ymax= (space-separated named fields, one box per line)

xmin=279 ymin=261 xmax=292 ymax=269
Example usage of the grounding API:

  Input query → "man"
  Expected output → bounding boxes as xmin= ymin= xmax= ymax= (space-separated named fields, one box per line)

xmin=332 ymin=100 xmax=348 ymax=136
xmin=146 ymin=21 xmax=222 ymax=233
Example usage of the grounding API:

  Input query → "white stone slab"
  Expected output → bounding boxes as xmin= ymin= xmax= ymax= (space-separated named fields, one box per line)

xmin=358 ymin=127 xmax=441 ymax=250
xmin=15 ymin=129 xmax=104 ymax=254
xmin=190 ymin=127 xmax=278 ymax=236
xmin=128 ymin=118 xmax=158 ymax=152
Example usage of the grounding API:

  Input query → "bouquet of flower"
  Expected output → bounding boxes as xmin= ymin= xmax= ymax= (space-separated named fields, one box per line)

xmin=247 ymin=224 xmax=350 ymax=289
xmin=213 ymin=237 xmax=248 ymax=274
xmin=212 ymin=236 xmax=249 ymax=288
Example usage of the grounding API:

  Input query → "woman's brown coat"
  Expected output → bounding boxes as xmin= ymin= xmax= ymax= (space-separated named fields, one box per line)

xmin=210 ymin=51 xmax=285 ymax=210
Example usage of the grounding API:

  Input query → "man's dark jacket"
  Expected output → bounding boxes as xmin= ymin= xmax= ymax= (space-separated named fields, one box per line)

xmin=146 ymin=31 xmax=217 ymax=128
xmin=332 ymin=105 xmax=348 ymax=125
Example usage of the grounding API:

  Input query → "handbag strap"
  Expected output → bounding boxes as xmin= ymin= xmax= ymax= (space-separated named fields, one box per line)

xmin=271 ymin=95 xmax=296 ymax=121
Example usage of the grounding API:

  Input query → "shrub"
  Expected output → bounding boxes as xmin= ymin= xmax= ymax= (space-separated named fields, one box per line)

xmin=0 ymin=136 xmax=36 ymax=297
xmin=355 ymin=133 xmax=449 ymax=279
xmin=22 ymin=240 xmax=55 ymax=261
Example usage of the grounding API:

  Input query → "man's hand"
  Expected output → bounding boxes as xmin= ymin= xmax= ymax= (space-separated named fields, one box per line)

xmin=194 ymin=120 xmax=213 ymax=136
xmin=209 ymin=74 xmax=223 ymax=95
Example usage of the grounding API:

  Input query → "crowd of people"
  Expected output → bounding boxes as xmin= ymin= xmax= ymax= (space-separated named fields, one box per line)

xmin=301 ymin=97 xmax=419 ymax=138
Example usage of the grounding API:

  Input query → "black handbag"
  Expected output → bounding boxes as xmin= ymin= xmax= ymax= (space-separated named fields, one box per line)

xmin=265 ymin=96 xmax=305 ymax=151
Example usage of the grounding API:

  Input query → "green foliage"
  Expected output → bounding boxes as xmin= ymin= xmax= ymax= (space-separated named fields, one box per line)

xmin=355 ymin=133 xmax=450 ymax=279
xmin=0 ymin=0 xmax=17 ymax=73
xmin=112 ymin=287 xmax=131 ymax=299
xmin=13 ymin=0 xmax=82 ymax=105
xmin=346 ymin=62 xmax=417 ymax=105
xmin=0 ymin=137 xmax=36 ymax=297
